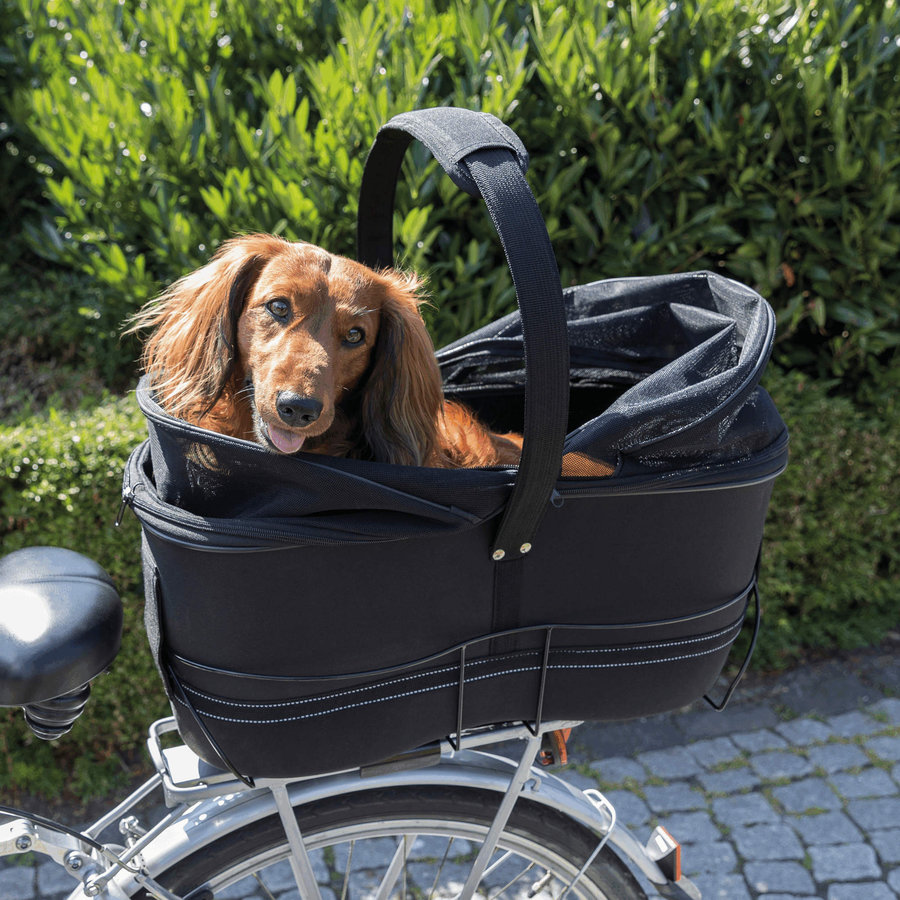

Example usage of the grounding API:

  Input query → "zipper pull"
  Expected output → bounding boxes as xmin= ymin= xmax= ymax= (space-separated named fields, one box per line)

xmin=116 ymin=485 xmax=135 ymax=528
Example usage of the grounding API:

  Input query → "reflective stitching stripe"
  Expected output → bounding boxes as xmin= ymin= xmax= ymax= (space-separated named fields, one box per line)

xmin=177 ymin=635 xmax=739 ymax=726
xmin=177 ymin=620 xmax=742 ymax=711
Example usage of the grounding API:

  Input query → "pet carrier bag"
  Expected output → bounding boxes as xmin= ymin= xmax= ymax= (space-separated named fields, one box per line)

xmin=124 ymin=107 xmax=788 ymax=779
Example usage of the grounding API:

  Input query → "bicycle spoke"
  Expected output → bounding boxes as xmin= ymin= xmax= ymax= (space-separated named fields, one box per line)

xmin=373 ymin=834 xmax=413 ymax=900
xmin=487 ymin=859 xmax=538 ymax=900
xmin=457 ymin=731 xmax=544 ymax=900
xmin=250 ymin=871 xmax=278 ymax=900
xmin=428 ymin=836 xmax=457 ymax=900
xmin=146 ymin=783 xmax=639 ymax=899
xmin=339 ymin=840 xmax=354 ymax=900
xmin=482 ymin=849 xmax=517 ymax=881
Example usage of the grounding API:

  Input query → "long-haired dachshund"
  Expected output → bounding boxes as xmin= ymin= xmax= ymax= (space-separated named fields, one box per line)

xmin=129 ymin=234 xmax=612 ymax=475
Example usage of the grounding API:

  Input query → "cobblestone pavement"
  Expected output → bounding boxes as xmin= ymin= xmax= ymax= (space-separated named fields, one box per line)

xmin=2 ymin=643 xmax=898 ymax=899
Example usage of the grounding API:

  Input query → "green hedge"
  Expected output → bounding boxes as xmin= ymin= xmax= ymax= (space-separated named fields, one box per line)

xmin=2 ymin=0 xmax=898 ymax=800
xmin=756 ymin=368 xmax=899 ymax=668
xmin=4 ymin=0 xmax=898 ymax=385
xmin=0 ymin=399 xmax=168 ymax=798
xmin=1 ymin=373 xmax=897 ymax=797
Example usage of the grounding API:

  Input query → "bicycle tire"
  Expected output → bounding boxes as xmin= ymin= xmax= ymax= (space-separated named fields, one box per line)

xmin=140 ymin=784 xmax=647 ymax=899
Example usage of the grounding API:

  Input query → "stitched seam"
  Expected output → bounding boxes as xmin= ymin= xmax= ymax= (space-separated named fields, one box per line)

xmin=178 ymin=638 xmax=737 ymax=725
xmin=181 ymin=650 xmax=541 ymax=709
xmin=553 ymin=622 xmax=740 ymax=654
xmin=179 ymin=621 xmax=741 ymax=710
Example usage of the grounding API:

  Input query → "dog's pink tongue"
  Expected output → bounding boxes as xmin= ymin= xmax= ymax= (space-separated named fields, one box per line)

xmin=268 ymin=424 xmax=305 ymax=454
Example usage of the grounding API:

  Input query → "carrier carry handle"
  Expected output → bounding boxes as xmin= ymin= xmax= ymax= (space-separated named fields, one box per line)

xmin=357 ymin=107 xmax=570 ymax=562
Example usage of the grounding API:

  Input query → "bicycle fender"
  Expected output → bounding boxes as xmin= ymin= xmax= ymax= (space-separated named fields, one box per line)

xmin=107 ymin=749 xmax=681 ymax=896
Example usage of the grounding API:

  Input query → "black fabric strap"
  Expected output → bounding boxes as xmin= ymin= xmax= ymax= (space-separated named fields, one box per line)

xmin=357 ymin=108 xmax=569 ymax=561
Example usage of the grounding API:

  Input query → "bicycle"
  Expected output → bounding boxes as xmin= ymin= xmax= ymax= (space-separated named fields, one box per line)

xmin=0 ymin=545 xmax=702 ymax=900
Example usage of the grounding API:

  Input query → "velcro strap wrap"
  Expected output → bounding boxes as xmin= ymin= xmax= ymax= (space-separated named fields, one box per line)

xmin=377 ymin=108 xmax=529 ymax=197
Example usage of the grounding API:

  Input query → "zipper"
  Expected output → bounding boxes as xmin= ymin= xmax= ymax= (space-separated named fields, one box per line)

xmin=125 ymin=486 xmax=385 ymax=548
xmin=115 ymin=485 xmax=134 ymax=528
xmin=119 ymin=439 xmax=489 ymax=549
xmin=120 ymin=424 xmax=788 ymax=546
xmin=121 ymin=468 xmax=475 ymax=550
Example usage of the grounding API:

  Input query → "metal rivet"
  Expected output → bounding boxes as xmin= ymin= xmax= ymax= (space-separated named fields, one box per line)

xmin=15 ymin=836 xmax=32 ymax=852
xmin=492 ymin=549 xmax=505 ymax=561
xmin=520 ymin=543 xmax=532 ymax=554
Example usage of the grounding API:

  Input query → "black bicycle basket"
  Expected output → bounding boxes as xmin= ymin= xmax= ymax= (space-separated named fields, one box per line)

xmin=125 ymin=107 xmax=788 ymax=780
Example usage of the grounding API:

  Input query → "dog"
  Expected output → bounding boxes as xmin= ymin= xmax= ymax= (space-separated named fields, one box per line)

xmin=129 ymin=234 xmax=612 ymax=475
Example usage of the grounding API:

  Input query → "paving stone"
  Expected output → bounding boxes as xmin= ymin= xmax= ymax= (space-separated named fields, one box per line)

xmin=827 ymin=710 xmax=885 ymax=739
xmin=749 ymin=750 xmax=815 ymax=780
xmin=712 ymin=793 xmax=780 ymax=827
xmin=732 ymin=729 xmax=790 ymax=753
xmin=643 ymin=782 xmax=708 ymax=813
xmin=636 ymin=746 xmax=704 ymax=779
xmin=808 ymin=843 xmax=881 ymax=882
xmin=826 ymin=883 xmax=897 ymax=900
xmin=806 ymin=742 xmax=870 ymax=774
xmin=697 ymin=767 xmax=763 ymax=794
xmin=829 ymin=768 xmax=898 ymax=799
xmin=409 ymin=835 xmax=472 ymax=861
xmin=689 ymin=873 xmax=752 ymax=899
xmin=588 ymin=756 xmax=648 ymax=785
xmin=561 ymin=769 xmax=601 ymax=792
xmin=687 ymin=736 xmax=743 ymax=768
xmin=869 ymin=828 xmax=900 ymax=865
xmin=482 ymin=852 xmax=556 ymax=893
xmin=0 ymin=866 xmax=35 ymax=900
xmin=601 ymin=789 xmax=652 ymax=827
xmin=789 ymin=811 xmax=863 ymax=845
xmin=215 ymin=876 xmax=265 ymax=899
xmin=846 ymin=796 xmax=900 ymax=830
xmin=37 ymin=860 xmax=75 ymax=897
xmin=866 ymin=735 xmax=900 ymax=763
xmin=575 ymin=717 xmax=686 ymax=758
xmin=260 ymin=859 xmax=305 ymax=892
xmin=775 ymin=716 xmax=835 ymax=746
xmin=679 ymin=704 xmax=780 ymax=740
xmin=681 ymin=840 xmax=738 ymax=875
xmin=772 ymin=778 xmax=843 ymax=813
xmin=889 ymin=869 xmax=900 ymax=893
xmin=731 ymin=823 xmax=805 ymax=860
xmin=759 ymin=896 xmax=820 ymax=900
xmin=662 ymin=810 xmax=723 ymax=844
xmin=870 ymin=698 xmax=900 ymax=726
xmin=758 ymin=896 xmax=820 ymax=900
xmin=744 ymin=860 xmax=816 ymax=895
xmin=770 ymin=663 xmax=874 ymax=717
xmin=277 ymin=889 xmax=337 ymax=900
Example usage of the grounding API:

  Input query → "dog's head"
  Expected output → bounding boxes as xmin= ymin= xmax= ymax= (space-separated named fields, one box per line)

xmin=131 ymin=234 xmax=444 ymax=465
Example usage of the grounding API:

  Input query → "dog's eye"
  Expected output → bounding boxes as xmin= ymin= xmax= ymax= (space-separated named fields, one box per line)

xmin=344 ymin=326 xmax=365 ymax=346
xmin=266 ymin=298 xmax=291 ymax=319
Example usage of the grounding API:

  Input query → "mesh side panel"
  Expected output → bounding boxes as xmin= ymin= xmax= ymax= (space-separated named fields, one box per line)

xmin=438 ymin=271 xmax=785 ymax=474
xmin=135 ymin=269 xmax=786 ymax=524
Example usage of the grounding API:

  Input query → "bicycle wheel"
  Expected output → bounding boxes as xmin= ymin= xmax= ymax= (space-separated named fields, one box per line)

xmin=143 ymin=785 xmax=647 ymax=899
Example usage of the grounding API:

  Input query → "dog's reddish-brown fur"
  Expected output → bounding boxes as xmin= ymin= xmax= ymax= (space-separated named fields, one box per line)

xmin=129 ymin=234 xmax=611 ymax=475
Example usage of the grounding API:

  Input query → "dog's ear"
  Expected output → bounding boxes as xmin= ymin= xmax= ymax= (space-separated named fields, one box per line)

xmin=360 ymin=272 xmax=444 ymax=466
xmin=128 ymin=234 xmax=281 ymax=421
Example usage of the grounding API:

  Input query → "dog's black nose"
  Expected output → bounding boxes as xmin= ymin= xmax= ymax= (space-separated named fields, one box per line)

xmin=276 ymin=392 xmax=322 ymax=426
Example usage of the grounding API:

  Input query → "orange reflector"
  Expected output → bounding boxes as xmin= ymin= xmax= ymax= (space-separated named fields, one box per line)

xmin=538 ymin=728 xmax=572 ymax=766
xmin=647 ymin=825 xmax=682 ymax=882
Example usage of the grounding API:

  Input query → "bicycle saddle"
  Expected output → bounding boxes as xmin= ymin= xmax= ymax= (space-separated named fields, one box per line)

xmin=0 ymin=546 xmax=122 ymax=738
